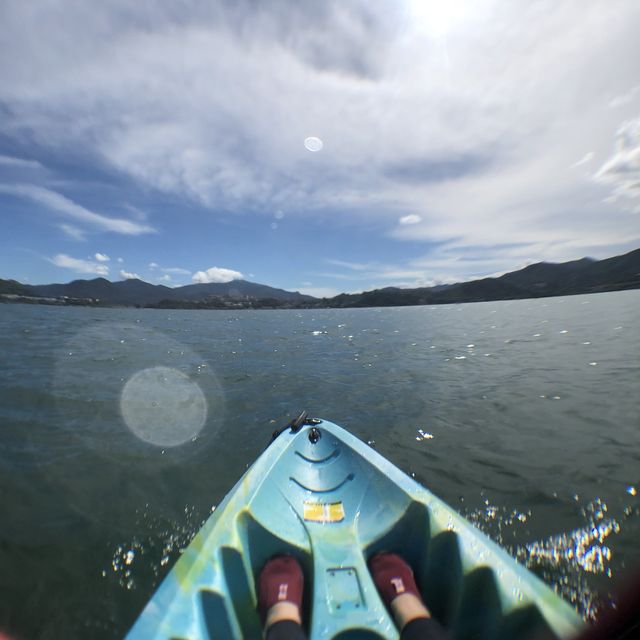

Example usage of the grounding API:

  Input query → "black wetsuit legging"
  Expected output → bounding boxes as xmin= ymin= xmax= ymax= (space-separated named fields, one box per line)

xmin=267 ymin=617 xmax=447 ymax=640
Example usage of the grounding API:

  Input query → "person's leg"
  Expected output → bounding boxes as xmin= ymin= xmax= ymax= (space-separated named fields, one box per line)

xmin=266 ymin=618 xmax=307 ymax=640
xmin=399 ymin=617 xmax=449 ymax=640
xmin=259 ymin=555 xmax=307 ymax=640
xmin=369 ymin=553 xmax=448 ymax=639
xmin=390 ymin=592 xmax=430 ymax=627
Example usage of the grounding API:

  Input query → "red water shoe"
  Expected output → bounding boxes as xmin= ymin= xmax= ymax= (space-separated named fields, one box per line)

xmin=258 ymin=555 xmax=304 ymax=622
xmin=369 ymin=552 xmax=422 ymax=606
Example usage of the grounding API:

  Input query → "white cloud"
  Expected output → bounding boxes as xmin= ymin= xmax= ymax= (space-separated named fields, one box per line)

xmin=117 ymin=257 xmax=124 ymax=263
xmin=325 ymin=259 xmax=371 ymax=271
xmin=311 ymin=271 xmax=359 ymax=281
xmin=59 ymin=223 xmax=86 ymax=241
xmin=398 ymin=214 xmax=422 ymax=225
xmin=50 ymin=253 xmax=109 ymax=276
xmin=609 ymin=86 xmax=640 ymax=109
xmin=316 ymin=248 xmax=559 ymax=290
xmin=2 ymin=1 xmax=640 ymax=280
xmin=159 ymin=274 xmax=172 ymax=282
xmin=316 ymin=262 xmax=431 ymax=284
xmin=162 ymin=266 xmax=190 ymax=274
xmin=94 ymin=252 xmax=110 ymax=262
xmin=147 ymin=263 xmax=189 ymax=275
xmin=594 ymin=118 xmax=640 ymax=211
xmin=192 ymin=266 xmax=243 ymax=283
xmin=0 ymin=155 xmax=43 ymax=170
xmin=0 ymin=184 xmax=156 ymax=235
xmin=570 ymin=152 xmax=595 ymax=168
xmin=122 ymin=203 xmax=149 ymax=221
xmin=119 ymin=269 xmax=141 ymax=280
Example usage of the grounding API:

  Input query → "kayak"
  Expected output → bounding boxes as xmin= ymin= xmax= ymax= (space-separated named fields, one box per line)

xmin=126 ymin=414 xmax=584 ymax=639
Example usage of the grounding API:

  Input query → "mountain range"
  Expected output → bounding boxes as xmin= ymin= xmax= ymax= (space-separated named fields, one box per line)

xmin=0 ymin=278 xmax=314 ymax=305
xmin=1 ymin=247 xmax=639 ymax=308
xmin=326 ymin=247 xmax=640 ymax=307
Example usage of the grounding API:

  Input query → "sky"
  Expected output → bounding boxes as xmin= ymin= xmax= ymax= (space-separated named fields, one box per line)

xmin=1 ymin=0 xmax=639 ymax=298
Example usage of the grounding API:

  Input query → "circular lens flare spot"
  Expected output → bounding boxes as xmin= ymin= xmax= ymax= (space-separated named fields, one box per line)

xmin=304 ymin=136 xmax=323 ymax=152
xmin=120 ymin=367 xmax=207 ymax=447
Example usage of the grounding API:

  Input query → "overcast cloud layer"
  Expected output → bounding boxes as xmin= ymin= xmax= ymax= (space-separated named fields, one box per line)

xmin=1 ymin=0 xmax=639 ymax=291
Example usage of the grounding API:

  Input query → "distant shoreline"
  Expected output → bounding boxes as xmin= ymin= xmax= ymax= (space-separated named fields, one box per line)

xmin=2 ymin=280 xmax=638 ymax=311
xmin=2 ymin=247 xmax=639 ymax=310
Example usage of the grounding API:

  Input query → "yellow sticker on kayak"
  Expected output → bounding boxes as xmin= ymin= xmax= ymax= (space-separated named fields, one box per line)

xmin=303 ymin=501 xmax=345 ymax=523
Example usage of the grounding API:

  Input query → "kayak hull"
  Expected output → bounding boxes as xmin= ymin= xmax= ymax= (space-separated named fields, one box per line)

xmin=127 ymin=419 xmax=584 ymax=639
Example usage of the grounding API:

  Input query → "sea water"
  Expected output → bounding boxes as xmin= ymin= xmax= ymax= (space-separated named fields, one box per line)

xmin=0 ymin=290 xmax=638 ymax=638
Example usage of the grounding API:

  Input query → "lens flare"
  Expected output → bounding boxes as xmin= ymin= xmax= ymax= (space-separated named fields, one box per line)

xmin=120 ymin=366 xmax=207 ymax=447
xmin=304 ymin=136 xmax=323 ymax=152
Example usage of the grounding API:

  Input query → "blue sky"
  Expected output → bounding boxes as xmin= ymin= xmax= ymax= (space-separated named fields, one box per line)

xmin=1 ymin=0 xmax=640 ymax=297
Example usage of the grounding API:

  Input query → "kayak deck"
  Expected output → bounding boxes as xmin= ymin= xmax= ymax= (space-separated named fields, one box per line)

xmin=127 ymin=419 xmax=584 ymax=639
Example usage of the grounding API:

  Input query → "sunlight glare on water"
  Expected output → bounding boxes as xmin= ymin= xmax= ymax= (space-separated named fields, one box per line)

xmin=120 ymin=366 xmax=207 ymax=447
